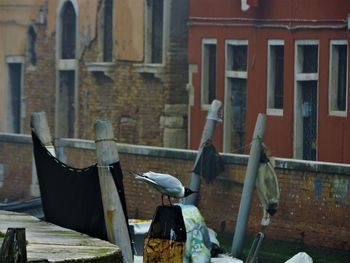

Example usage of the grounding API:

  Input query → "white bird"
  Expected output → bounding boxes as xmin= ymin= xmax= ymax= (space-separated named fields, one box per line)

xmin=131 ymin=171 xmax=197 ymax=205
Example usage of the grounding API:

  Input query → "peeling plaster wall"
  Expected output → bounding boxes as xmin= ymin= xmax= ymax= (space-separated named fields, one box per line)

xmin=46 ymin=0 xmax=98 ymax=57
xmin=0 ymin=0 xmax=45 ymax=131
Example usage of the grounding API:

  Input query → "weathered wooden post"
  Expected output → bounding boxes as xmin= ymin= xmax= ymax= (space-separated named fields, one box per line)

xmin=0 ymin=228 xmax=27 ymax=263
xmin=30 ymin=112 xmax=56 ymax=197
xmin=31 ymin=111 xmax=56 ymax=156
xmin=94 ymin=119 xmax=133 ymax=263
xmin=184 ymin=100 xmax=223 ymax=206
xmin=231 ymin=113 xmax=266 ymax=258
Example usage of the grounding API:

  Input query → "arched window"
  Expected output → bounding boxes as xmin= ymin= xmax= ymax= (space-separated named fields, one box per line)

xmin=60 ymin=1 xmax=76 ymax=59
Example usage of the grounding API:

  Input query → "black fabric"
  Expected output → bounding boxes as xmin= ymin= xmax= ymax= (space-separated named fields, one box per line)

xmin=147 ymin=205 xmax=187 ymax=242
xmin=193 ymin=141 xmax=224 ymax=183
xmin=32 ymin=131 xmax=108 ymax=240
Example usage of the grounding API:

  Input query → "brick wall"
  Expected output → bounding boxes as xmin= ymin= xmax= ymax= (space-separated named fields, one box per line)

xmin=20 ymin=3 xmax=189 ymax=149
xmin=0 ymin=135 xmax=33 ymax=201
xmin=0 ymin=135 xmax=349 ymax=250
xmin=23 ymin=25 xmax=56 ymax=134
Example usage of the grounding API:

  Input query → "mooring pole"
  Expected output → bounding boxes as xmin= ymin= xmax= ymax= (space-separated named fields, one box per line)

xmin=94 ymin=119 xmax=133 ymax=263
xmin=30 ymin=112 xmax=56 ymax=197
xmin=184 ymin=100 xmax=222 ymax=206
xmin=0 ymin=228 xmax=27 ymax=263
xmin=231 ymin=113 xmax=266 ymax=258
xmin=31 ymin=111 xmax=55 ymax=156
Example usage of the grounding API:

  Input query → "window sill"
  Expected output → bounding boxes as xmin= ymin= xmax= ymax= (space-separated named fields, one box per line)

xmin=133 ymin=63 xmax=165 ymax=80
xmin=58 ymin=59 xmax=77 ymax=70
xmin=85 ymin=62 xmax=115 ymax=77
xmin=329 ymin=110 xmax=347 ymax=117
xmin=267 ymin=108 xmax=283 ymax=116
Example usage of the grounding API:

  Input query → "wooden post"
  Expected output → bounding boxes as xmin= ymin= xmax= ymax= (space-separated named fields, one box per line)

xmin=184 ymin=100 xmax=223 ymax=205
xmin=30 ymin=112 xmax=56 ymax=197
xmin=0 ymin=228 xmax=27 ymax=263
xmin=94 ymin=119 xmax=133 ymax=263
xmin=231 ymin=113 xmax=266 ymax=258
xmin=31 ymin=111 xmax=56 ymax=157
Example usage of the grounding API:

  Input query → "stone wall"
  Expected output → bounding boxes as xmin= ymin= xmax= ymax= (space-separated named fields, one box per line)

xmin=0 ymin=134 xmax=349 ymax=251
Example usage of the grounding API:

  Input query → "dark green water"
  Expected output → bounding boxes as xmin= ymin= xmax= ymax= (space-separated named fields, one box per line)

xmin=217 ymin=232 xmax=350 ymax=263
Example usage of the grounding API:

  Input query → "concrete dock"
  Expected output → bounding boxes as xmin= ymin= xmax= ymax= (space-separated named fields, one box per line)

xmin=0 ymin=210 xmax=122 ymax=262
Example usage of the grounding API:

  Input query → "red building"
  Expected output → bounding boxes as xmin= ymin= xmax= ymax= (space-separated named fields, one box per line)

xmin=188 ymin=0 xmax=350 ymax=163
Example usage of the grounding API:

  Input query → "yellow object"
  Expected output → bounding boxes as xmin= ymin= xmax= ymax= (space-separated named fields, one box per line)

xmin=143 ymin=238 xmax=184 ymax=263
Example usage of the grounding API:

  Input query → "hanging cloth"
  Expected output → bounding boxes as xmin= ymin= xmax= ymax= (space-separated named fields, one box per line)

xmin=193 ymin=140 xmax=224 ymax=184
xmin=32 ymin=131 xmax=131 ymax=244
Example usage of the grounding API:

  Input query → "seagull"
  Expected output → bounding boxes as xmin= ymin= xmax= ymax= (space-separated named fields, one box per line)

xmin=131 ymin=171 xmax=198 ymax=205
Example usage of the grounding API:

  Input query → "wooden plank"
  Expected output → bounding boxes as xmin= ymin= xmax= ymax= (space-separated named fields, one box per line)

xmin=0 ymin=211 xmax=122 ymax=262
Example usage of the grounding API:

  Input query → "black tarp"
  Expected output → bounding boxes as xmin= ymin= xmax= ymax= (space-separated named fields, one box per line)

xmin=193 ymin=140 xmax=224 ymax=183
xmin=32 ymin=131 xmax=131 ymax=243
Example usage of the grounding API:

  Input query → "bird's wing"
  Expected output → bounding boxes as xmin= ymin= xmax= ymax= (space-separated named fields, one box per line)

xmin=143 ymin=171 xmax=183 ymax=188
xmin=145 ymin=172 xmax=185 ymax=198
xmin=133 ymin=174 xmax=169 ymax=195
xmin=134 ymin=172 xmax=184 ymax=197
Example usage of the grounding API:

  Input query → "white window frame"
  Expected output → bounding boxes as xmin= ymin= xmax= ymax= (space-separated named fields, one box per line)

xmin=295 ymin=40 xmax=319 ymax=81
xmin=223 ymin=39 xmax=248 ymax=153
xmin=55 ymin=0 xmax=79 ymax=138
xmin=201 ymin=38 xmax=217 ymax=110
xmin=5 ymin=56 xmax=25 ymax=134
xmin=329 ymin=40 xmax=348 ymax=117
xmin=98 ymin=0 xmax=114 ymax=62
xmin=293 ymin=39 xmax=319 ymax=159
xmin=56 ymin=0 xmax=79 ymax=69
xmin=267 ymin=40 xmax=284 ymax=116
xmin=144 ymin=0 xmax=170 ymax=65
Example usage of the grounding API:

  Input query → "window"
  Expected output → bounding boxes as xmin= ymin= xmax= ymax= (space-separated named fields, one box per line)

xmin=102 ymin=0 xmax=113 ymax=62
xmin=0 ymin=164 xmax=4 ymax=188
xmin=294 ymin=40 xmax=319 ymax=161
xmin=56 ymin=1 xmax=78 ymax=138
xmin=201 ymin=39 xmax=217 ymax=107
xmin=223 ymin=40 xmax=248 ymax=153
xmin=145 ymin=0 xmax=166 ymax=64
xmin=57 ymin=71 xmax=76 ymax=138
xmin=267 ymin=40 xmax=284 ymax=115
xmin=27 ymin=25 xmax=37 ymax=66
xmin=6 ymin=57 xmax=24 ymax=133
xmin=296 ymin=43 xmax=318 ymax=77
xmin=329 ymin=40 xmax=348 ymax=115
xmin=60 ymin=1 xmax=76 ymax=59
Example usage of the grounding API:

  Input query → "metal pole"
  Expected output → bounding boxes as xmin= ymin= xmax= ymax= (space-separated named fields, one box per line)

xmin=94 ymin=119 xmax=133 ymax=263
xmin=231 ymin=113 xmax=266 ymax=258
xmin=184 ymin=100 xmax=223 ymax=206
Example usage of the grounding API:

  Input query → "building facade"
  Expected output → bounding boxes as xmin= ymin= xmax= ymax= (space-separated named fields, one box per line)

xmin=0 ymin=0 xmax=189 ymax=148
xmin=187 ymin=0 xmax=350 ymax=163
